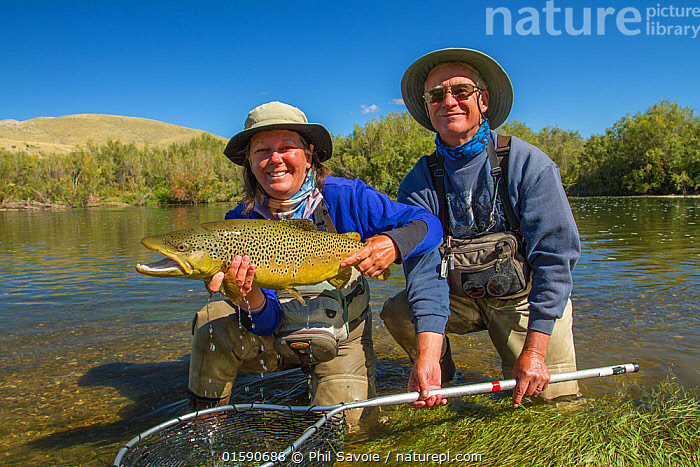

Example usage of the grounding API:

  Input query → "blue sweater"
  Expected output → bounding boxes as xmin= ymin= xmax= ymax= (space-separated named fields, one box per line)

xmin=224 ymin=175 xmax=443 ymax=335
xmin=398 ymin=133 xmax=581 ymax=335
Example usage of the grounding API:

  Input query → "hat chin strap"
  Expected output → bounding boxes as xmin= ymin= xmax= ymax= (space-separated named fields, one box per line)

xmin=464 ymin=90 xmax=489 ymax=139
xmin=476 ymin=89 xmax=488 ymax=123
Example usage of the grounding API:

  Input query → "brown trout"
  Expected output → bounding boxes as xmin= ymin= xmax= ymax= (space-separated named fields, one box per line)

xmin=135 ymin=218 xmax=389 ymax=304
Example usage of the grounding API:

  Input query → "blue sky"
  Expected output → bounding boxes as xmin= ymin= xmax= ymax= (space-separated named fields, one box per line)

xmin=1 ymin=0 xmax=698 ymax=139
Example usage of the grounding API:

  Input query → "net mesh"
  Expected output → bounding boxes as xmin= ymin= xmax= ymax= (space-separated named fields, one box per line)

xmin=117 ymin=406 xmax=344 ymax=467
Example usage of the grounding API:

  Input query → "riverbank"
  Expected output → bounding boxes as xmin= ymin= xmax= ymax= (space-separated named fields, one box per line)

xmin=3 ymin=193 xmax=700 ymax=211
xmin=0 ymin=200 xmax=131 ymax=211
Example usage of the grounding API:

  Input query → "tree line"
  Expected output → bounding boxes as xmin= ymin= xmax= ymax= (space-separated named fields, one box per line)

xmin=1 ymin=134 xmax=242 ymax=207
xmin=329 ymin=99 xmax=700 ymax=197
xmin=1 ymin=99 xmax=698 ymax=208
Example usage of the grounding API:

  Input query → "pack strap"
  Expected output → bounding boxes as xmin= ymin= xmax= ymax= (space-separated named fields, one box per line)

xmin=427 ymin=150 xmax=451 ymax=237
xmin=311 ymin=200 xmax=337 ymax=233
xmin=428 ymin=134 xmax=519 ymax=235
xmin=487 ymin=135 xmax=519 ymax=231
xmin=348 ymin=304 xmax=371 ymax=332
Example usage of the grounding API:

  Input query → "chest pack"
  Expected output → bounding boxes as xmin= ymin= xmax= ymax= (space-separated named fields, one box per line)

xmin=428 ymin=134 xmax=530 ymax=299
xmin=272 ymin=201 xmax=370 ymax=367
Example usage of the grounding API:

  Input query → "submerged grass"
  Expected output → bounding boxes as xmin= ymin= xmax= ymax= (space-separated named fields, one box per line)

xmin=356 ymin=380 xmax=699 ymax=467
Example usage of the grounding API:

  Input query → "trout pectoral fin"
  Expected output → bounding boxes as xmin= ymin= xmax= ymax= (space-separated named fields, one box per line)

xmin=328 ymin=267 xmax=352 ymax=290
xmin=220 ymin=281 xmax=242 ymax=303
xmin=285 ymin=287 xmax=306 ymax=306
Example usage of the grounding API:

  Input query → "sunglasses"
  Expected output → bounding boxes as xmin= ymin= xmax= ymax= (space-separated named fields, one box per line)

xmin=423 ymin=83 xmax=481 ymax=104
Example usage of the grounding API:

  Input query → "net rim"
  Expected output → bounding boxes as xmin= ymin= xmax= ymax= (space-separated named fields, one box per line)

xmin=112 ymin=402 xmax=345 ymax=467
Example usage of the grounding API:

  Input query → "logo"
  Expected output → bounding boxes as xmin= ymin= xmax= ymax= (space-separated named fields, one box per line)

xmin=485 ymin=1 xmax=700 ymax=38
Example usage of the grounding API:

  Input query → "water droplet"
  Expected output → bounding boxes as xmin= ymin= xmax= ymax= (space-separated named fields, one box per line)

xmin=210 ymin=343 xmax=216 ymax=351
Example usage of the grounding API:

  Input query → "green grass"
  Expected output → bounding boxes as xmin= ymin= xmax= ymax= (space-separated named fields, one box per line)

xmin=357 ymin=380 xmax=699 ymax=466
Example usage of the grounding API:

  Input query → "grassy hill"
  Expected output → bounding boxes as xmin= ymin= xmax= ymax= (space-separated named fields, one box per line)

xmin=0 ymin=114 xmax=227 ymax=154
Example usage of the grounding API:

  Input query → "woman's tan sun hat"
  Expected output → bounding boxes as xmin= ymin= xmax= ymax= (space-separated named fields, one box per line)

xmin=223 ymin=101 xmax=333 ymax=166
xmin=401 ymin=48 xmax=513 ymax=131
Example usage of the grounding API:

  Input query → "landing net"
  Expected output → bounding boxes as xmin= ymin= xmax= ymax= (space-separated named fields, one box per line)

xmin=114 ymin=404 xmax=344 ymax=467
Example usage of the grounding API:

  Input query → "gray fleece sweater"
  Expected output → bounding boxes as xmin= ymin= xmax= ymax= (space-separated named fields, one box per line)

xmin=399 ymin=132 xmax=580 ymax=335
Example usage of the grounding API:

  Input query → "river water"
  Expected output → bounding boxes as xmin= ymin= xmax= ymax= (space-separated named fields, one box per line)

xmin=0 ymin=197 xmax=698 ymax=466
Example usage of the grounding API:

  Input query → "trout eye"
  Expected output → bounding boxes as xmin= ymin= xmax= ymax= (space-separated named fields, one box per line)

xmin=177 ymin=243 xmax=188 ymax=252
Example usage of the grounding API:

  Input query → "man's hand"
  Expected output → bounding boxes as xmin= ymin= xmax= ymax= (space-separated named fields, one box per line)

xmin=206 ymin=255 xmax=265 ymax=309
xmin=512 ymin=329 xmax=551 ymax=408
xmin=409 ymin=332 xmax=447 ymax=408
xmin=340 ymin=235 xmax=398 ymax=278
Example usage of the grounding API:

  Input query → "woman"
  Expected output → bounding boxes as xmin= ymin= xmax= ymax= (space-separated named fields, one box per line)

xmin=188 ymin=101 xmax=442 ymax=425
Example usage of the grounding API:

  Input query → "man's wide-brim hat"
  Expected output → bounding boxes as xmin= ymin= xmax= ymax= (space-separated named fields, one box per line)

xmin=401 ymin=48 xmax=513 ymax=131
xmin=223 ymin=101 xmax=333 ymax=166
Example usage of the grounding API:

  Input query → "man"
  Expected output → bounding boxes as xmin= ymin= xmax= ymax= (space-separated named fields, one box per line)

xmin=381 ymin=48 xmax=580 ymax=408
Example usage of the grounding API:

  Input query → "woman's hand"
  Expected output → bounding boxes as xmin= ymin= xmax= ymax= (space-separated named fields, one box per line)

xmin=340 ymin=235 xmax=398 ymax=278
